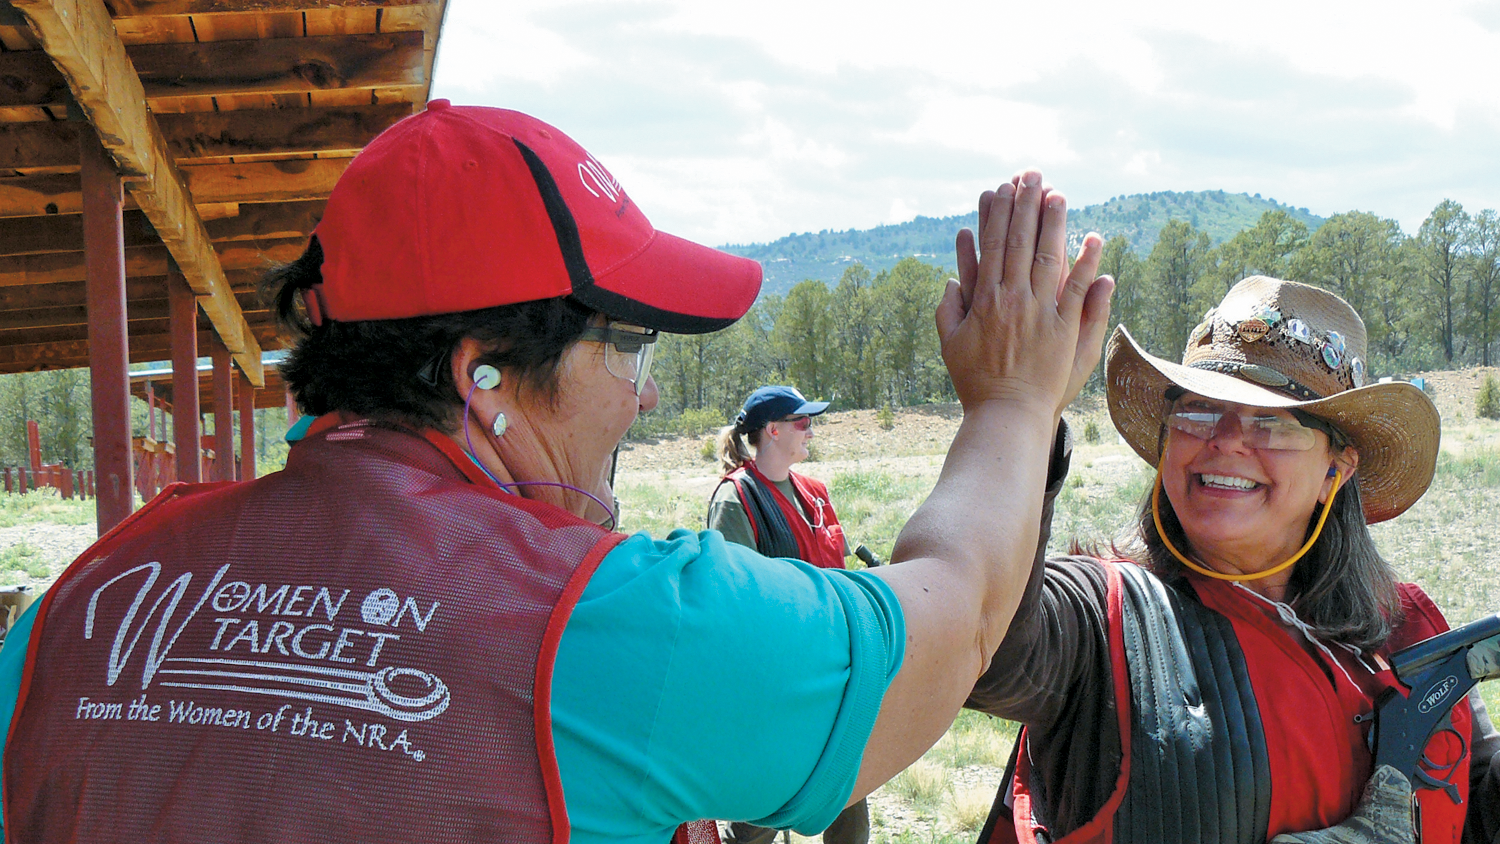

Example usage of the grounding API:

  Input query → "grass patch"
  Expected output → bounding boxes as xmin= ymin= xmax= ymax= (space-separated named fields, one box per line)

xmin=922 ymin=710 xmax=1017 ymax=769
xmin=826 ymin=468 xmax=935 ymax=565
xmin=0 ymin=542 xmax=50 ymax=579
xmin=887 ymin=760 xmax=949 ymax=811
xmin=0 ymin=489 xmax=92 ymax=528
xmin=613 ymin=478 xmax=711 ymax=537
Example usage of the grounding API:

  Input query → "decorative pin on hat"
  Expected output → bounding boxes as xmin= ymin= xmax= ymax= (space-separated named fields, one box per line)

xmin=1105 ymin=275 xmax=1440 ymax=523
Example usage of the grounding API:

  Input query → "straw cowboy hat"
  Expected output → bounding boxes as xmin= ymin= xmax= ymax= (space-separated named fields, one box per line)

xmin=1106 ymin=275 xmax=1439 ymax=523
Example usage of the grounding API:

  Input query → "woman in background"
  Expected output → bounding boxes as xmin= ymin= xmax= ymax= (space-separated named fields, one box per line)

xmin=709 ymin=385 xmax=862 ymax=844
xmin=708 ymin=386 xmax=846 ymax=568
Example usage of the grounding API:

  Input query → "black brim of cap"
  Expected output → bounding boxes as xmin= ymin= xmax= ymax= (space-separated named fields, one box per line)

xmin=574 ymin=231 xmax=763 ymax=334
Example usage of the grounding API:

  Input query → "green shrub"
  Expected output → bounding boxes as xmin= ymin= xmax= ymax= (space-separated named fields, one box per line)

xmin=1082 ymin=419 xmax=1101 ymax=444
xmin=699 ymin=437 xmax=716 ymax=462
xmin=877 ymin=405 xmax=895 ymax=431
xmin=1479 ymin=374 xmax=1500 ymax=420
xmin=627 ymin=407 xmax=727 ymax=440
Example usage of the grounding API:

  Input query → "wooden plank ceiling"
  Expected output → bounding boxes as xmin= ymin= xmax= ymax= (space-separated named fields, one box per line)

xmin=0 ymin=0 xmax=447 ymax=385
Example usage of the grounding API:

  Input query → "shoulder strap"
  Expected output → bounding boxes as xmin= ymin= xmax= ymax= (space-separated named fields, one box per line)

xmin=730 ymin=469 xmax=801 ymax=559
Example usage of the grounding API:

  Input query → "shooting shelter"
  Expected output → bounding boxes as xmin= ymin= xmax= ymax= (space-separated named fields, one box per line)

xmin=0 ymin=0 xmax=448 ymax=533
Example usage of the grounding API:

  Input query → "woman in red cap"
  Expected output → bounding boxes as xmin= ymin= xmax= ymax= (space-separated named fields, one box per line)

xmin=0 ymin=103 xmax=1112 ymax=844
xmin=967 ymin=277 xmax=1500 ymax=844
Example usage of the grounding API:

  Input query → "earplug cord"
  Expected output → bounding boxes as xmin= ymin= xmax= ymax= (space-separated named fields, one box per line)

xmin=461 ymin=376 xmax=618 ymax=531
xmin=1151 ymin=469 xmax=1342 ymax=582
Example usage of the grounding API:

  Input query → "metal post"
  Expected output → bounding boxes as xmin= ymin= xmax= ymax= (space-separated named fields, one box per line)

xmin=238 ymin=368 xmax=255 ymax=481
xmin=81 ymin=127 xmax=133 ymax=534
xmin=212 ymin=339 xmax=234 ymax=482
xmin=168 ymin=265 xmax=202 ymax=483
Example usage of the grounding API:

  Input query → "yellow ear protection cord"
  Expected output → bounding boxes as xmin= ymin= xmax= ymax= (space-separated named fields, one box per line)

xmin=1151 ymin=468 xmax=1343 ymax=582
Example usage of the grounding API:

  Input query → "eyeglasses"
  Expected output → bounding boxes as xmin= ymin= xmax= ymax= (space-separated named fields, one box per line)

xmin=579 ymin=323 xmax=658 ymax=396
xmin=1167 ymin=396 xmax=1323 ymax=452
xmin=780 ymin=416 xmax=813 ymax=431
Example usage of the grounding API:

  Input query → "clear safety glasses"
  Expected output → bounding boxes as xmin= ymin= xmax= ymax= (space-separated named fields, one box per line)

xmin=1167 ymin=396 xmax=1324 ymax=452
xmin=579 ymin=323 xmax=658 ymax=396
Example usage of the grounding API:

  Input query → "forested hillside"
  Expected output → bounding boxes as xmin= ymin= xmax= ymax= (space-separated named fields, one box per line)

xmin=649 ymin=199 xmax=1499 ymax=431
xmin=722 ymin=190 xmax=1324 ymax=296
xmin=4 ymin=197 xmax=1498 ymax=466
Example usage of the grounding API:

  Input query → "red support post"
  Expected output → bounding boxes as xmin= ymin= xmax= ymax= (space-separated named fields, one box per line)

xmin=212 ymin=339 xmax=234 ymax=482
xmin=61 ymin=468 xmax=74 ymax=501
xmin=238 ymin=368 xmax=255 ymax=481
xmin=26 ymin=420 xmax=41 ymax=473
xmin=146 ymin=380 xmax=157 ymax=441
xmin=16 ymin=468 xmax=26 ymax=494
xmin=3 ymin=468 xmax=10 ymax=494
xmin=81 ymin=127 xmax=133 ymax=534
xmin=169 ymin=265 xmax=202 ymax=483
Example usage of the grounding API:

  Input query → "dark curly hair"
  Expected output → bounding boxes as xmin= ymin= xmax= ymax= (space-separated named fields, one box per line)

xmin=261 ymin=236 xmax=596 ymax=432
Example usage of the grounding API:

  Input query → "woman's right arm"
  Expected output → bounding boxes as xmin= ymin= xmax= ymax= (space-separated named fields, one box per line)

xmin=707 ymin=481 xmax=757 ymax=550
xmin=849 ymin=172 xmax=1113 ymax=798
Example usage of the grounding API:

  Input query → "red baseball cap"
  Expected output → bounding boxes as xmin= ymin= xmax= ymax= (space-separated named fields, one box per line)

xmin=314 ymin=100 xmax=761 ymax=333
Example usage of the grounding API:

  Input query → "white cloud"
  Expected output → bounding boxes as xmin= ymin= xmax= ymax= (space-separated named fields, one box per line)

xmin=430 ymin=0 xmax=1500 ymax=243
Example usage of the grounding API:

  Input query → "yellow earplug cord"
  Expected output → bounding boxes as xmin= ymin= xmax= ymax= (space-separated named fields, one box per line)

xmin=1151 ymin=469 xmax=1343 ymax=582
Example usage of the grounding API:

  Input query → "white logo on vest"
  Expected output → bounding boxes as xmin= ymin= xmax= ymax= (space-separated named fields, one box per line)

xmin=72 ymin=562 xmax=448 ymax=762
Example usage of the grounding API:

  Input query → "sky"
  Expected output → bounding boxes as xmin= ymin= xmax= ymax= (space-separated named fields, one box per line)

xmin=431 ymin=0 xmax=1500 ymax=248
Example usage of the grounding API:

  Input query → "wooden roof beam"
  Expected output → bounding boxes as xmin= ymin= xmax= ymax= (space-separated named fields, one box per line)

xmin=0 ymin=33 xmax=425 ymax=109
xmin=0 ymin=269 xmax=264 ymax=310
xmin=107 ymin=1 xmax=427 ymax=14
xmin=0 ymin=236 xmax=308 ymax=287
xmin=0 ymin=322 xmax=282 ymax=372
xmin=132 ymin=31 xmax=423 ymax=101
xmin=10 ymin=0 xmax=264 ymax=385
xmin=0 ymin=104 xmax=408 ymax=169
xmin=0 ymin=200 xmax=324 ymax=257
xmin=0 ymin=158 xmax=349 ymax=217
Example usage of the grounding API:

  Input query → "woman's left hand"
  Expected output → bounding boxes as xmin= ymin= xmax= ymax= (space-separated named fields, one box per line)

xmin=1269 ymin=765 xmax=1414 ymax=844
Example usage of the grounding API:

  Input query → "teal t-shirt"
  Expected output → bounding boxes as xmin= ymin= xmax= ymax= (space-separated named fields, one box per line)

xmin=0 ymin=529 xmax=903 ymax=841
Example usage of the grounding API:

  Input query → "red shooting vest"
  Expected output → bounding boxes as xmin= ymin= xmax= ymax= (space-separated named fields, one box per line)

xmin=3 ymin=419 xmax=625 ymax=844
xmin=1005 ymin=563 xmax=1469 ymax=844
xmin=724 ymin=462 xmax=845 ymax=568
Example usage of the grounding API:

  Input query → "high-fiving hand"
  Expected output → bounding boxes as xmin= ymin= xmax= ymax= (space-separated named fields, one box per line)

xmin=936 ymin=170 xmax=1114 ymax=419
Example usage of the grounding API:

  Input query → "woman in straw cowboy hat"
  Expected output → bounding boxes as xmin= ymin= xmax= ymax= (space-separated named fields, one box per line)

xmin=967 ymin=276 xmax=1500 ymax=844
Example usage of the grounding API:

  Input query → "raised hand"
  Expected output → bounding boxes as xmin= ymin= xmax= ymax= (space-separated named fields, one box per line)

xmin=937 ymin=171 xmax=1113 ymax=418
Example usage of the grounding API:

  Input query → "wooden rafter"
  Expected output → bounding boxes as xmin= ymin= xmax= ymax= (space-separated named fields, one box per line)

xmin=107 ymin=0 xmax=425 ymax=14
xmin=0 ymin=200 xmax=324 ymax=257
xmin=0 ymin=158 xmax=350 ymax=218
xmin=9 ymin=0 xmax=265 ymax=384
xmin=0 ymin=237 xmax=306 ymax=287
xmin=0 ymin=33 xmax=424 ymax=108
xmin=0 ymin=104 xmax=407 ymax=169
xmin=0 ymin=322 xmax=282 ymax=372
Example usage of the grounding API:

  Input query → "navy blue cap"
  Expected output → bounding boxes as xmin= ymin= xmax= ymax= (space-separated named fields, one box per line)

xmin=735 ymin=386 xmax=830 ymax=432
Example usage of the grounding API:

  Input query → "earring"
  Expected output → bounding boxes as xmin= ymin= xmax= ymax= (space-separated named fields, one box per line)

xmin=492 ymin=412 xmax=508 ymax=437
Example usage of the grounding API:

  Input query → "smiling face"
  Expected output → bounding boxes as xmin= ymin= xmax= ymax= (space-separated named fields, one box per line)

xmin=1159 ymin=393 xmax=1356 ymax=575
